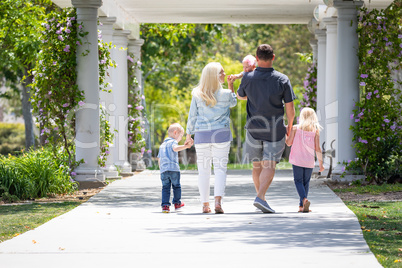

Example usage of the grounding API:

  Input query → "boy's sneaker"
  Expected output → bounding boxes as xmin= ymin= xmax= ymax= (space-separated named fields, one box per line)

xmin=253 ymin=197 xmax=275 ymax=213
xmin=174 ymin=202 xmax=185 ymax=210
xmin=162 ymin=205 xmax=170 ymax=213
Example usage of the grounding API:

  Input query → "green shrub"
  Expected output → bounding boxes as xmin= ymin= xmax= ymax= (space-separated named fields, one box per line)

xmin=0 ymin=146 xmax=77 ymax=201
xmin=0 ymin=123 xmax=25 ymax=155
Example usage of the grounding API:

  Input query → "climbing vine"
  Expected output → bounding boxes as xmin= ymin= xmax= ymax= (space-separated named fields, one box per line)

xmin=127 ymin=53 xmax=146 ymax=155
xmin=344 ymin=2 xmax=402 ymax=183
xmin=300 ymin=61 xmax=318 ymax=111
xmin=30 ymin=8 xmax=116 ymax=172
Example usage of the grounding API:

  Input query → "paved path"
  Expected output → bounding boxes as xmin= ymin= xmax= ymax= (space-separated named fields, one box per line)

xmin=0 ymin=170 xmax=381 ymax=268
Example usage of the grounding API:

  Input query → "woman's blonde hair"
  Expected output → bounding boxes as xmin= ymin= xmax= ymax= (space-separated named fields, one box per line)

xmin=298 ymin=107 xmax=323 ymax=132
xmin=192 ymin=62 xmax=223 ymax=107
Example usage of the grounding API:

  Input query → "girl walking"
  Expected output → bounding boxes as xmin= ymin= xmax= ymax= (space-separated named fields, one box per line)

xmin=286 ymin=107 xmax=325 ymax=213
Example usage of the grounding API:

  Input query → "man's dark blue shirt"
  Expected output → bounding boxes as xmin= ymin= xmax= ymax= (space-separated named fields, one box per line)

xmin=237 ymin=67 xmax=296 ymax=142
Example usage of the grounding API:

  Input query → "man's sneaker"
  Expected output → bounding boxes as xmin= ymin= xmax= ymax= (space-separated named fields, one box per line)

xmin=162 ymin=205 xmax=170 ymax=213
xmin=253 ymin=197 xmax=275 ymax=213
xmin=174 ymin=202 xmax=185 ymax=210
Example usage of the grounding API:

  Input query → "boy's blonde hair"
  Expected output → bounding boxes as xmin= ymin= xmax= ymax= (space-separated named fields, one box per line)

xmin=192 ymin=62 xmax=223 ymax=107
xmin=168 ymin=123 xmax=184 ymax=138
xmin=243 ymin=55 xmax=257 ymax=66
xmin=298 ymin=107 xmax=323 ymax=132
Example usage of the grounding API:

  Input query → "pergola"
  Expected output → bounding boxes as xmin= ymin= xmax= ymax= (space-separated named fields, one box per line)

xmin=51 ymin=0 xmax=394 ymax=183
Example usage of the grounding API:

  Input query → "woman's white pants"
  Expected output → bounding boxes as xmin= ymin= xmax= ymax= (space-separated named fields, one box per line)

xmin=195 ymin=141 xmax=231 ymax=203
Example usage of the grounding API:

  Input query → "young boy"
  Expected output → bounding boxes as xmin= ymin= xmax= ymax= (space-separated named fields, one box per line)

xmin=157 ymin=123 xmax=192 ymax=213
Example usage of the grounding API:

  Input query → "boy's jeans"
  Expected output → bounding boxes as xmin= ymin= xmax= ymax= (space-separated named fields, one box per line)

xmin=160 ymin=171 xmax=181 ymax=207
xmin=292 ymin=165 xmax=313 ymax=207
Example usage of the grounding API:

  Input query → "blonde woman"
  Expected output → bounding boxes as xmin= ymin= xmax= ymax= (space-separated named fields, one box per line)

xmin=286 ymin=107 xmax=325 ymax=213
xmin=186 ymin=62 xmax=237 ymax=214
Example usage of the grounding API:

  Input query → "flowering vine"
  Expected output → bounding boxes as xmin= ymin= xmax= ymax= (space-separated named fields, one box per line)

xmin=30 ymin=8 xmax=116 ymax=171
xmin=30 ymin=8 xmax=85 ymax=171
xmin=300 ymin=61 xmax=318 ymax=111
xmin=98 ymin=27 xmax=116 ymax=167
xmin=343 ymin=2 xmax=402 ymax=183
xmin=127 ymin=53 xmax=147 ymax=155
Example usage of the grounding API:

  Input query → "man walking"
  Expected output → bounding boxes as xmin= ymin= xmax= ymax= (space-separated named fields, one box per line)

xmin=234 ymin=44 xmax=296 ymax=213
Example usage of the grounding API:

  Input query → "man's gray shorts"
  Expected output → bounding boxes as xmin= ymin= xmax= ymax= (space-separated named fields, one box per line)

xmin=244 ymin=131 xmax=285 ymax=163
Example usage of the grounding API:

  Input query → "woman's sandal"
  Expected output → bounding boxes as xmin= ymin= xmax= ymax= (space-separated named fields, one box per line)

xmin=203 ymin=205 xmax=211 ymax=213
xmin=215 ymin=204 xmax=224 ymax=214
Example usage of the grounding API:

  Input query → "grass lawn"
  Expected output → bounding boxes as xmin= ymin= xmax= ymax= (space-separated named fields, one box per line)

xmin=0 ymin=202 xmax=82 ymax=243
xmin=346 ymin=201 xmax=402 ymax=267
xmin=332 ymin=183 xmax=402 ymax=195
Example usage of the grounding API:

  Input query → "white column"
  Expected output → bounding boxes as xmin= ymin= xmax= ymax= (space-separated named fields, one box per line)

xmin=72 ymin=0 xmax=105 ymax=183
xmin=333 ymin=0 xmax=364 ymax=173
xmin=98 ymin=17 xmax=120 ymax=179
xmin=309 ymin=39 xmax=318 ymax=63
xmin=112 ymin=29 xmax=132 ymax=174
xmin=315 ymin=29 xmax=327 ymax=154
xmin=323 ymin=17 xmax=338 ymax=167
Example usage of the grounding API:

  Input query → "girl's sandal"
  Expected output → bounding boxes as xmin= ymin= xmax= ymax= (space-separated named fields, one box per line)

xmin=203 ymin=205 xmax=211 ymax=213
xmin=303 ymin=199 xmax=311 ymax=213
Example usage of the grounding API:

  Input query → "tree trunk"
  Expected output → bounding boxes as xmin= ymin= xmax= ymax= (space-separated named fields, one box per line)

xmin=21 ymin=68 xmax=35 ymax=149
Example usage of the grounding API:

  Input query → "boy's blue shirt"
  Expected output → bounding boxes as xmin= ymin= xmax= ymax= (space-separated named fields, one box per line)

xmin=157 ymin=137 xmax=180 ymax=173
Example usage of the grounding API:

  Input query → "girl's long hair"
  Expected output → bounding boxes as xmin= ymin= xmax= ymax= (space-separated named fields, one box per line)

xmin=192 ymin=62 xmax=223 ymax=107
xmin=298 ymin=107 xmax=323 ymax=132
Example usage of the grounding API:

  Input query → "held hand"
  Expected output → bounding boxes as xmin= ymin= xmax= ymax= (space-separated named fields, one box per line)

xmin=319 ymin=165 xmax=325 ymax=172
xmin=185 ymin=135 xmax=194 ymax=146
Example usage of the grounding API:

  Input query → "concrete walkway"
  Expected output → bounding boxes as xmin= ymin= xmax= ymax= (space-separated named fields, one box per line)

xmin=0 ymin=170 xmax=381 ymax=268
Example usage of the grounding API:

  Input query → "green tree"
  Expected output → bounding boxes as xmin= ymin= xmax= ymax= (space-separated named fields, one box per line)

xmin=0 ymin=0 xmax=55 ymax=149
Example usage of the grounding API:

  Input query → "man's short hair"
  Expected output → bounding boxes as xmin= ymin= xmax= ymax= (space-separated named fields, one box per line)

xmin=256 ymin=44 xmax=274 ymax=61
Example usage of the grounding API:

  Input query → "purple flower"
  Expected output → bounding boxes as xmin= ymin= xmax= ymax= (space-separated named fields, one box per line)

xmin=105 ymin=150 xmax=110 ymax=155
xmin=141 ymin=95 xmax=145 ymax=100
xmin=53 ymin=61 xmax=57 ymax=65
xmin=384 ymin=119 xmax=390 ymax=123
xmin=377 ymin=137 xmax=381 ymax=141
xmin=135 ymin=106 xmax=144 ymax=110
xmin=355 ymin=118 xmax=360 ymax=122
xmin=70 ymin=172 xmax=77 ymax=176
xmin=342 ymin=166 xmax=346 ymax=172
xmin=128 ymin=104 xmax=132 ymax=108
xmin=383 ymin=37 xmax=388 ymax=41
xmin=71 ymin=17 xmax=76 ymax=21
xmin=361 ymin=139 xmax=368 ymax=144
xmin=56 ymin=29 xmax=62 ymax=34
xmin=127 ymin=56 xmax=134 ymax=63
xmin=100 ymin=59 xmax=106 ymax=64
xmin=358 ymin=112 xmax=364 ymax=117
xmin=78 ymin=101 xmax=85 ymax=106
xmin=350 ymin=114 xmax=354 ymax=120
xmin=141 ymin=147 xmax=145 ymax=154
xmin=374 ymin=90 xmax=379 ymax=94
xmin=79 ymin=25 xmax=83 ymax=29
xmin=391 ymin=124 xmax=396 ymax=131
xmin=48 ymin=91 xmax=52 ymax=95
xmin=147 ymin=149 xmax=152 ymax=154
xmin=399 ymin=34 xmax=402 ymax=39
xmin=58 ymin=35 xmax=64 ymax=41
xmin=360 ymin=74 xmax=368 ymax=78
xmin=366 ymin=92 xmax=372 ymax=99
xmin=137 ymin=61 xmax=142 ymax=66
xmin=368 ymin=49 xmax=373 ymax=54
xmin=76 ymin=41 xmax=81 ymax=46
xmin=65 ymin=28 xmax=71 ymax=34
xmin=63 ymin=45 xmax=70 ymax=52
xmin=62 ymin=103 xmax=69 ymax=107
xmin=376 ymin=95 xmax=380 ymax=98
xmin=360 ymin=82 xmax=366 ymax=86
xmin=386 ymin=42 xmax=392 ymax=47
